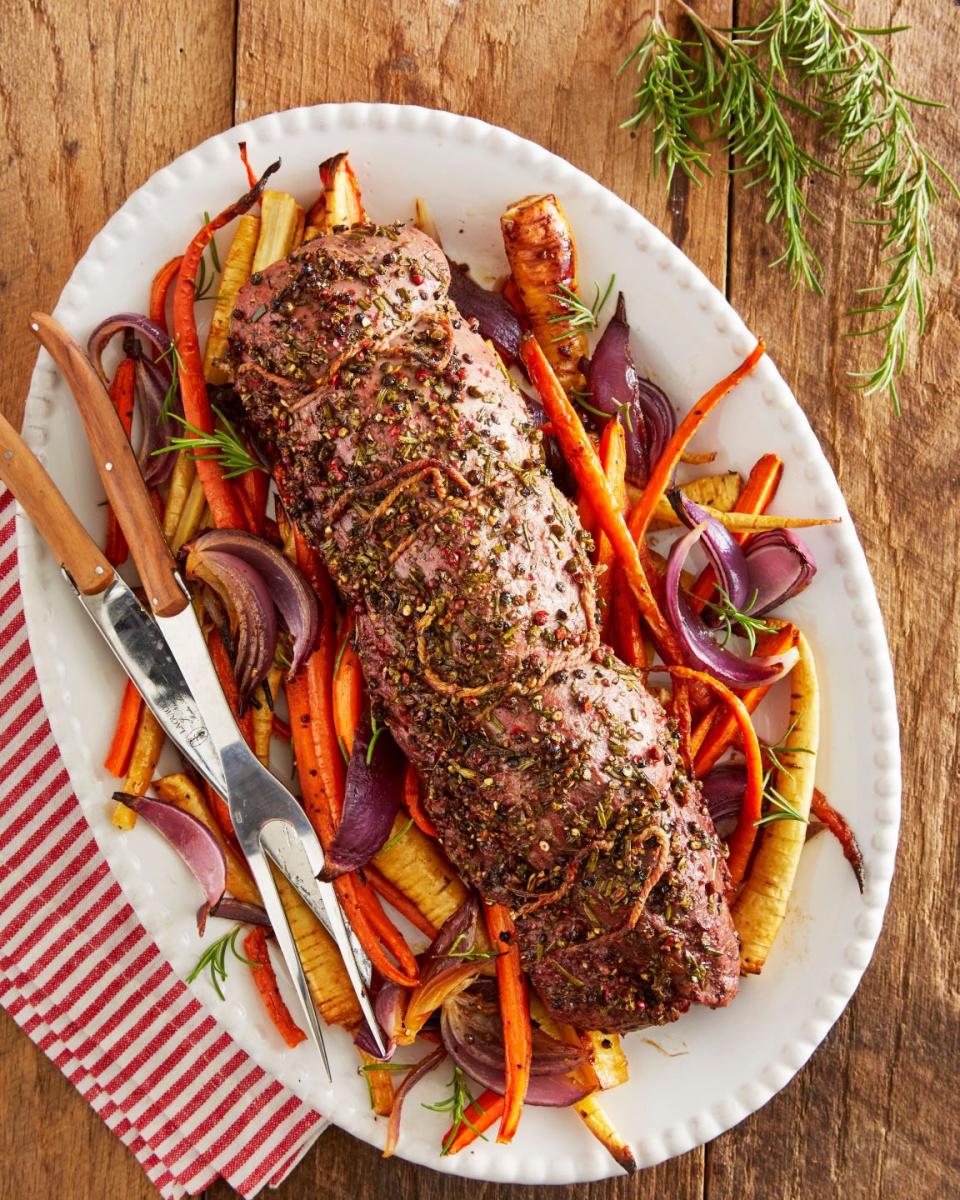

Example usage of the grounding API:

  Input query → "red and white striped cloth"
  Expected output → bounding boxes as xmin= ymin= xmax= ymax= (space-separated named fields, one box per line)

xmin=0 ymin=488 xmax=326 ymax=1198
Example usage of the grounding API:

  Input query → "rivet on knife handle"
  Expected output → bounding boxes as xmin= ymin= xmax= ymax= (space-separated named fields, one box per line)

xmin=29 ymin=312 xmax=188 ymax=619
xmin=0 ymin=410 xmax=115 ymax=596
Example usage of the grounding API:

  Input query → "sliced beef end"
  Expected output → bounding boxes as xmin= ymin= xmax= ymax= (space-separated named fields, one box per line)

xmin=230 ymin=225 xmax=740 ymax=1032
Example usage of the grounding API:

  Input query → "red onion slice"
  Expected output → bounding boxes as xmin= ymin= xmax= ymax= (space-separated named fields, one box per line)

xmin=402 ymin=898 xmax=487 ymax=1037
xmin=744 ymin=529 xmax=817 ymax=615
xmin=383 ymin=1045 xmax=447 ymax=1158
xmin=665 ymin=522 xmax=799 ymax=687
xmin=440 ymin=984 xmax=589 ymax=1107
xmin=88 ymin=313 xmax=173 ymax=383
xmin=135 ymin=356 xmax=178 ymax=487
xmin=114 ymin=792 xmax=226 ymax=931
xmin=668 ymin=488 xmax=751 ymax=611
xmin=189 ymin=529 xmax=319 ymax=678
xmin=447 ymin=260 xmax=522 ymax=362
xmin=586 ymin=294 xmax=675 ymax=483
xmin=208 ymin=897 xmax=271 ymax=927
xmin=184 ymin=545 xmax=278 ymax=696
xmin=355 ymin=977 xmax=408 ymax=1060
xmin=318 ymin=715 xmax=404 ymax=880
xmin=700 ymin=764 xmax=748 ymax=840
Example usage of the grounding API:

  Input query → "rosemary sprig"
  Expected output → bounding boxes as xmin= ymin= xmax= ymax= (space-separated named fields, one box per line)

xmin=755 ymin=767 xmax=809 ymax=827
xmin=570 ymin=388 xmax=635 ymax=432
xmin=764 ymin=719 xmax=815 ymax=778
xmin=366 ymin=713 xmax=384 ymax=765
xmin=194 ymin=211 xmax=224 ymax=301
xmin=422 ymin=1065 xmax=487 ymax=1154
xmin=155 ymin=405 xmax=265 ymax=478
xmin=154 ymin=341 xmax=183 ymax=424
xmin=186 ymin=925 xmax=256 ymax=1001
xmin=702 ymin=587 xmax=777 ymax=654
xmin=381 ymin=816 xmax=413 ymax=855
xmin=621 ymin=0 xmax=957 ymax=409
xmin=547 ymin=275 xmax=616 ymax=339
xmin=448 ymin=931 xmax=499 ymax=961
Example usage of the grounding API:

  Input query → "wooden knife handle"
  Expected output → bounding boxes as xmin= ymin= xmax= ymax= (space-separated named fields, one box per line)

xmin=29 ymin=312 xmax=188 ymax=618
xmin=0 ymin=412 xmax=116 ymax=595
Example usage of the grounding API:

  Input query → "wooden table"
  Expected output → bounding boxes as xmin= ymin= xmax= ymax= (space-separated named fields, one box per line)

xmin=1 ymin=3 xmax=957 ymax=1197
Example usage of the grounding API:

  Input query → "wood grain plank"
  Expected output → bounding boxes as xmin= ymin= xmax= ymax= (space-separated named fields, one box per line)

xmin=228 ymin=0 xmax=728 ymax=1193
xmin=709 ymin=2 xmax=960 ymax=1197
xmin=0 ymin=0 xmax=236 ymax=428
xmin=0 ymin=3 xmax=235 ymax=1199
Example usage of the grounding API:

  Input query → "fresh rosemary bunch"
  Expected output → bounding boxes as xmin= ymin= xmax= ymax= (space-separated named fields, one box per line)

xmin=620 ymin=0 xmax=957 ymax=411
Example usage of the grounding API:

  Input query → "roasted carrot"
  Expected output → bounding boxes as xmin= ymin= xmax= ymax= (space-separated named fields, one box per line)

xmin=243 ymin=927 xmax=307 ymax=1048
xmin=365 ymin=863 xmax=439 ymax=939
xmin=483 ymin=903 xmax=531 ymax=1144
xmin=627 ymin=342 xmax=766 ymax=549
xmin=288 ymin=653 xmax=418 ymax=987
xmin=103 ymin=679 xmax=143 ymax=778
xmin=238 ymin=141 xmax=258 ymax=189
xmin=237 ymin=461 xmax=270 ymax=536
xmin=332 ymin=614 xmax=364 ymax=758
xmin=403 ymin=761 xmax=438 ymax=838
xmin=646 ymin=665 xmax=764 ymax=893
xmin=595 ymin=419 xmax=627 ymax=640
xmin=521 ymin=335 xmax=682 ymax=666
xmin=172 ymin=163 xmax=279 ymax=530
xmin=610 ymin=565 xmax=647 ymax=668
xmin=104 ymin=358 xmax=136 ymax=565
xmin=443 ymin=1089 xmax=506 ymax=1155
xmin=112 ymin=707 xmax=164 ymax=830
xmin=689 ymin=452 xmax=784 ymax=610
xmin=693 ymin=623 xmax=799 ymax=777
xmin=149 ymin=255 xmax=182 ymax=333
xmin=811 ymin=787 xmax=864 ymax=892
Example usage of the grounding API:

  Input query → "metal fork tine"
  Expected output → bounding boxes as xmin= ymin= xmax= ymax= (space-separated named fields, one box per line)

xmin=245 ymin=851 xmax=333 ymax=1082
xmin=258 ymin=820 xmax=387 ymax=1058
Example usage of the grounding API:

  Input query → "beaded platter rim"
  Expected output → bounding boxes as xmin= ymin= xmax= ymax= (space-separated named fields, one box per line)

xmin=16 ymin=102 xmax=900 ymax=1183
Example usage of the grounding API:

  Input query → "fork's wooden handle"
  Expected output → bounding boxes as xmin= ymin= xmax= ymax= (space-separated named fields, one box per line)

xmin=29 ymin=312 xmax=188 ymax=617
xmin=0 ymin=411 xmax=116 ymax=595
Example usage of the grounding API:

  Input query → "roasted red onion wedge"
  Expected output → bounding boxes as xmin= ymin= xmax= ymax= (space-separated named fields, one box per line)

xmin=665 ymin=521 xmax=799 ymax=687
xmin=355 ymin=977 xmax=408 ymax=1061
xmin=586 ymin=294 xmax=675 ymax=482
xmin=318 ymin=715 xmax=404 ymax=880
xmin=207 ymin=897 xmax=272 ymax=928
xmin=744 ymin=528 xmax=817 ymax=615
xmin=668 ymin=488 xmax=751 ymax=610
xmin=700 ymin=764 xmax=748 ymax=839
xmin=446 ymin=260 xmax=522 ymax=363
xmin=383 ymin=1045 xmax=447 ymax=1158
xmin=403 ymin=898 xmax=488 ymax=1038
xmin=187 ymin=529 xmax=319 ymax=678
xmin=87 ymin=312 xmax=172 ymax=382
xmin=113 ymin=792 xmax=226 ymax=933
xmin=440 ymin=983 xmax=590 ymax=1106
xmin=184 ymin=545 xmax=277 ymax=696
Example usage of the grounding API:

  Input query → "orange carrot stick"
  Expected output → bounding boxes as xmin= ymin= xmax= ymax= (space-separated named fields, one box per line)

xmin=595 ymin=419 xmax=627 ymax=641
xmin=243 ymin=927 xmax=307 ymax=1048
xmin=811 ymin=787 xmax=864 ymax=893
xmin=521 ymin=336 xmax=681 ymax=665
xmin=645 ymin=665 xmax=764 ymax=892
xmin=103 ymin=679 xmax=144 ymax=778
xmin=627 ymin=341 xmax=766 ymax=548
xmin=365 ymin=864 xmax=438 ymax=939
xmin=483 ymin=903 xmax=531 ymax=1144
xmin=149 ymin=255 xmax=182 ymax=333
xmin=332 ymin=614 xmax=364 ymax=759
xmin=403 ymin=761 xmax=438 ymax=838
xmin=172 ymin=165 xmax=278 ymax=530
xmin=693 ymin=624 xmax=799 ymax=777
xmin=689 ymin=452 xmax=783 ymax=610
xmin=443 ymin=1089 xmax=506 ymax=1155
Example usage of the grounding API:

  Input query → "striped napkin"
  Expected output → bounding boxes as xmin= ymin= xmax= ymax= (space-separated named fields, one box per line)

xmin=0 ymin=488 xmax=326 ymax=1198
